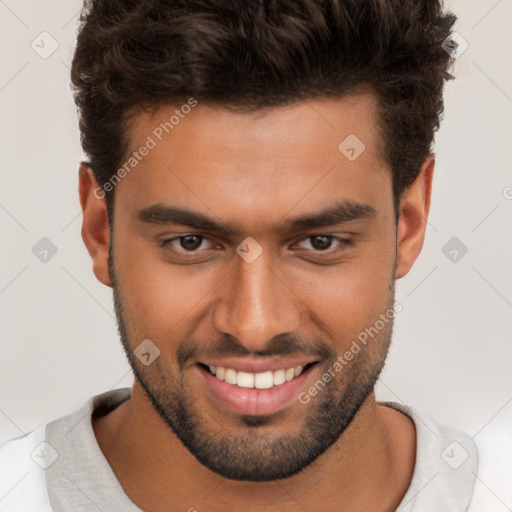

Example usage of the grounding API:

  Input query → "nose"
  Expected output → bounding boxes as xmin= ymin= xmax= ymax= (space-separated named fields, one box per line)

xmin=212 ymin=249 xmax=301 ymax=352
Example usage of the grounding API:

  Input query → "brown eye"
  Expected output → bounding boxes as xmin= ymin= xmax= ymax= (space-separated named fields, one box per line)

xmin=309 ymin=235 xmax=333 ymax=250
xmin=161 ymin=234 xmax=213 ymax=253
xmin=293 ymin=235 xmax=353 ymax=258
xmin=179 ymin=235 xmax=204 ymax=251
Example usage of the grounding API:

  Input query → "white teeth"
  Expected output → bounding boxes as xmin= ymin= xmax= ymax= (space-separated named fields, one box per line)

xmin=285 ymin=368 xmax=295 ymax=381
xmin=273 ymin=369 xmax=286 ymax=385
xmin=254 ymin=371 xmax=274 ymax=389
xmin=224 ymin=368 xmax=237 ymax=385
xmin=207 ymin=364 xmax=309 ymax=389
xmin=236 ymin=371 xmax=254 ymax=388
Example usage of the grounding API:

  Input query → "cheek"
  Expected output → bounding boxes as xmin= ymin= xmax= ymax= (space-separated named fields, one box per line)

xmin=286 ymin=239 xmax=395 ymax=341
xmin=297 ymin=272 xmax=391 ymax=341
xmin=113 ymin=233 xmax=221 ymax=338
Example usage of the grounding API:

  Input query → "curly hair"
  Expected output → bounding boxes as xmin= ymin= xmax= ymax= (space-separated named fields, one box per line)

xmin=71 ymin=0 xmax=456 ymax=222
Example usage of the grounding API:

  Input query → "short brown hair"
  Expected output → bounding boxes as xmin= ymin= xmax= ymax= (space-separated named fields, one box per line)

xmin=71 ymin=0 xmax=456 ymax=222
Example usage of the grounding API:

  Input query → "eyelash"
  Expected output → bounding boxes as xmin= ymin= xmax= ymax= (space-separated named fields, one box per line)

xmin=159 ymin=234 xmax=353 ymax=258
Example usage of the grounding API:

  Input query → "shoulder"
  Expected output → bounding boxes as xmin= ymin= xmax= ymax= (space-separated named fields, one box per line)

xmin=383 ymin=401 xmax=478 ymax=511
xmin=0 ymin=425 xmax=54 ymax=511
xmin=384 ymin=401 xmax=512 ymax=511
xmin=466 ymin=403 xmax=512 ymax=511
xmin=0 ymin=388 xmax=131 ymax=511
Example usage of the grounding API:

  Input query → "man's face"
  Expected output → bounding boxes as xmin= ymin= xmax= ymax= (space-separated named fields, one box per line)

xmin=109 ymin=93 xmax=398 ymax=481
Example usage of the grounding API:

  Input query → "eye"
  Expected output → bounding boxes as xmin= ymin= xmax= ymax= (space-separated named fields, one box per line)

xmin=161 ymin=234 xmax=216 ymax=253
xmin=294 ymin=235 xmax=352 ymax=253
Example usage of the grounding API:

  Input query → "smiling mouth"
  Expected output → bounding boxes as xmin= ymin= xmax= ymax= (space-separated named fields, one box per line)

xmin=197 ymin=362 xmax=318 ymax=390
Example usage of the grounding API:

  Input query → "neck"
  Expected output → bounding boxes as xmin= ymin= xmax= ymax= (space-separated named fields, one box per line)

xmin=93 ymin=383 xmax=416 ymax=512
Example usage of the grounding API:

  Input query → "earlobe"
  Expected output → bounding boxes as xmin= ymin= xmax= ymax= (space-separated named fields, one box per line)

xmin=78 ymin=163 xmax=112 ymax=287
xmin=395 ymin=157 xmax=434 ymax=279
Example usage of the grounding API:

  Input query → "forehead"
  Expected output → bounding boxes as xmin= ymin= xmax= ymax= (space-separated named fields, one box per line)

xmin=129 ymin=92 xmax=383 ymax=157
xmin=115 ymin=93 xmax=391 ymax=229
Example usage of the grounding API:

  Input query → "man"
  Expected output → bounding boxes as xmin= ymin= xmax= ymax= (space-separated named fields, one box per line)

xmin=0 ymin=0 xmax=480 ymax=510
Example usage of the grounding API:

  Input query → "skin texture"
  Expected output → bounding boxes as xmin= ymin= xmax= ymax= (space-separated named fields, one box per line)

xmin=79 ymin=92 xmax=433 ymax=511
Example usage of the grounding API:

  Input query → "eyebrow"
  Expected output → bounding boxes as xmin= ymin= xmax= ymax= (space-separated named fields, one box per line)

xmin=137 ymin=200 xmax=376 ymax=236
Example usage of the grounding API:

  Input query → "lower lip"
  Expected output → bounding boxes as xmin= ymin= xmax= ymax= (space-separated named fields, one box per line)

xmin=195 ymin=364 xmax=317 ymax=416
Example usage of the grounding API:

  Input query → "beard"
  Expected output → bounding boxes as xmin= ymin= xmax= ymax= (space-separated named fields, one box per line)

xmin=108 ymin=250 xmax=395 ymax=482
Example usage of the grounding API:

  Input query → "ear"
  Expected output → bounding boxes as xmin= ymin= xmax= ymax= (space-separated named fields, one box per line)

xmin=395 ymin=157 xmax=434 ymax=279
xmin=78 ymin=163 xmax=112 ymax=287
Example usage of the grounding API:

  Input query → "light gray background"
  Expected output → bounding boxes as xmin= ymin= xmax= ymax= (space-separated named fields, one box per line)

xmin=1 ymin=0 xmax=511 ymax=507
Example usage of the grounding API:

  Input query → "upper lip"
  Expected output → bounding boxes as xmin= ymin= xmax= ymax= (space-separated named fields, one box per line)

xmin=197 ymin=357 xmax=318 ymax=373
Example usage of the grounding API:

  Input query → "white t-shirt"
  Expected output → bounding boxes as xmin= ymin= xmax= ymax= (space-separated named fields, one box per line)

xmin=0 ymin=387 xmax=501 ymax=511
